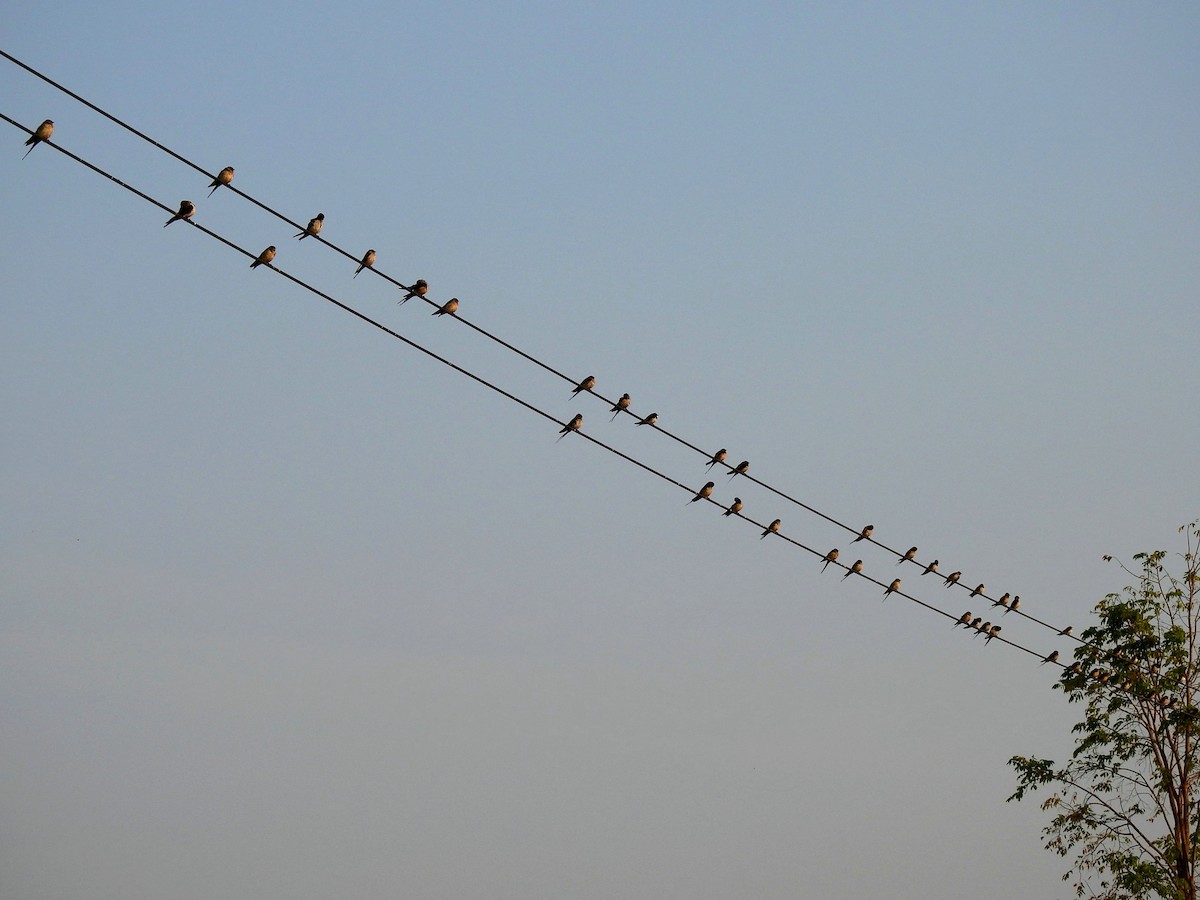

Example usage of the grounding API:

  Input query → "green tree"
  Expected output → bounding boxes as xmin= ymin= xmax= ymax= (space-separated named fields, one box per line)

xmin=1010 ymin=521 xmax=1200 ymax=900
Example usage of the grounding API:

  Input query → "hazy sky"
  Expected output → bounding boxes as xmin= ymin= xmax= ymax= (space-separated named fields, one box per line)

xmin=2 ymin=3 xmax=1198 ymax=898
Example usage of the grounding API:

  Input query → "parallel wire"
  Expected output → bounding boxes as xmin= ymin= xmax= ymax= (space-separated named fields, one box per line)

xmin=2 ymin=110 xmax=1066 ymax=673
xmin=0 ymin=47 xmax=1085 ymax=648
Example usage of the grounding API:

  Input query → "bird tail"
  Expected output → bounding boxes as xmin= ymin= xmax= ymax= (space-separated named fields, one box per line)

xmin=208 ymin=185 xmax=219 ymax=197
xmin=22 ymin=143 xmax=36 ymax=160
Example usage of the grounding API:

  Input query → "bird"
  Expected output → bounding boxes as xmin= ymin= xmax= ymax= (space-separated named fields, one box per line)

xmin=761 ymin=519 xmax=781 ymax=539
xmin=432 ymin=297 xmax=459 ymax=317
xmin=722 ymin=498 xmax=743 ymax=517
xmin=400 ymin=279 xmax=429 ymax=304
xmin=728 ymin=460 xmax=749 ymax=480
xmin=973 ymin=620 xmax=992 ymax=637
xmin=821 ymin=548 xmax=839 ymax=573
xmin=557 ymin=413 xmax=582 ymax=440
xmin=1041 ymin=650 xmax=1060 ymax=666
xmin=1103 ymin=555 xmax=1113 ymax=562
xmin=571 ymin=375 xmax=596 ymax=396
xmin=207 ymin=166 xmax=235 ymax=196
xmin=22 ymin=119 xmax=53 ymax=158
xmin=898 ymin=546 xmax=918 ymax=565
xmin=1002 ymin=596 xmax=1020 ymax=615
xmin=636 ymin=412 xmax=658 ymax=427
xmin=985 ymin=624 xmax=1002 ymax=644
xmin=883 ymin=578 xmax=901 ymax=599
xmin=969 ymin=583 xmax=985 ymax=598
xmin=296 ymin=213 xmax=324 ymax=239
xmin=1058 ymin=626 xmax=1073 ymax=637
xmin=921 ymin=559 xmax=939 ymax=576
xmin=841 ymin=560 xmax=863 ymax=581
xmin=689 ymin=482 xmax=715 ymax=504
xmin=954 ymin=612 xmax=972 ymax=628
xmin=609 ymin=394 xmax=631 ymax=420
xmin=967 ymin=617 xmax=982 ymax=630
xmin=354 ymin=249 xmax=376 ymax=277
xmin=1068 ymin=662 xmax=1082 ymax=674
xmin=163 ymin=199 xmax=195 ymax=227
xmin=706 ymin=448 xmax=727 ymax=470
xmin=852 ymin=525 xmax=874 ymax=543
xmin=944 ymin=571 xmax=962 ymax=588
xmin=994 ymin=593 xmax=1011 ymax=608
xmin=249 ymin=245 xmax=276 ymax=269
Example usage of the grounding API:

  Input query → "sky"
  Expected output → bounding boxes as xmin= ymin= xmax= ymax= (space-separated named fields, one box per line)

xmin=2 ymin=2 xmax=1198 ymax=897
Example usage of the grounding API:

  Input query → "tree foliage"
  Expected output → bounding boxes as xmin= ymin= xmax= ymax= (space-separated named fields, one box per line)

xmin=1010 ymin=521 xmax=1200 ymax=900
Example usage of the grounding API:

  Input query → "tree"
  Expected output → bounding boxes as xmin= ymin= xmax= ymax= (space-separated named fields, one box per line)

xmin=1009 ymin=521 xmax=1200 ymax=900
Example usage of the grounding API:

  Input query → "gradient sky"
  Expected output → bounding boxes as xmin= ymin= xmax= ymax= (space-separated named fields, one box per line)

xmin=2 ymin=3 xmax=1198 ymax=898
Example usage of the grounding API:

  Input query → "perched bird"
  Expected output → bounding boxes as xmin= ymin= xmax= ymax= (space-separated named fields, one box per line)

xmin=609 ymin=393 xmax=631 ymax=420
xmin=722 ymin=497 xmax=743 ymax=517
xmin=557 ymin=413 xmax=582 ymax=440
xmin=1041 ymin=650 xmax=1060 ymax=666
xmin=689 ymin=482 xmax=715 ymax=504
xmin=1058 ymin=625 xmax=1073 ymax=637
xmin=821 ymin=548 xmax=839 ymax=573
xmin=898 ymin=546 xmax=918 ymax=565
xmin=706 ymin=448 xmax=727 ymax=470
xmin=921 ymin=559 xmax=939 ymax=576
xmin=944 ymin=571 xmax=962 ymax=588
xmin=973 ymin=620 xmax=992 ymax=637
xmin=852 ymin=525 xmax=874 ymax=543
xmin=994 ymin=593 xmax=1011 ymax=608
xmin=1090 ymin=669 xmax=1102 ymax=680
xmin=967 ymin=617 xmax=982 ymax=630
xmin=1003 ymin=596 xmax=1021 ymax=615
xmin=354 ymin=249 xmax=376 ymax=277
xmin=954 ymin=612 xmax=972 ymax=628
xmin=400 ymin=279 xmax=429 ymax=304
xmin=969 ymin=583 xmax=985 ymax=599
xmin=432 ymin=297 xmax=459 ymax=317
xmin=729 ymin=460 xmax=750 ymax=479
xmin=841 ymin=560 xmax=863 ymax=581
xmin=22 ymin=119 xmax=53 ymax=158
xmin=1068 ymin=662 xmax=1082 ymax=674
xmin=250 ymin=245 xmax=276 ymax=269
xmin=761 ymin=519 xmax=781 ymax=539
xmin=571 ymin=375 xmax=596 ymax=396
xmin=296 ymin=213 xmax=324 ymax=239
xmin=985 ymin=624 xmax=1002 ymax=644
xmin=207 ymin=166 xmax=235 ymax=196
xmin=163 ymin=199 xmax=195 ymax=227
xmin=883 ymin=578 xmax=901 ymax=599
xmin=636 ymin=412 xmax=658 ymax=427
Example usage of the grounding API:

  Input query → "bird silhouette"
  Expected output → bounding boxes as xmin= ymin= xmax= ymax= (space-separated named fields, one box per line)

xmin=163 ymin=199 xmax=195 ymax=227
xmin=722 ymin=498 xmax=743 ymax=517
xmin=609 ymin=394 xmax=631 ymax=420
xmin=207 ymin=166 xmax=234 ymax=196
xmin=432 ymin=297 xmax=459 ymax=317
xmin=898 ymin=547 xmax=918 ymax=565
xmin=969 ymin=583 xmax=985 ymax=598
xmin=557 ymin=413 xmax=582 ymax=441
xmin=1041 ymin=650 xmax=1060 ymax=666
xmin=954 ymin=612 xmax=972 ymax=628
xmin=985 ymin=624 xmax=1002 ymax=644
xmin=1058 ymin=625 xmax=1073 ymax=637
xmin=921 ymin=559 xmax=939 ymax=576
xmin=761 ymin=519 xmax=781 ymax=539
xmin=728 ymin=460 xmax=749 ymax=480
xmin=883 ymin=578 xmax=901 ymax=599
xmin=22 ymin=119 xmax=53 ymax=158
xmin=689 ymin=482 xmax=715 ymax=504
xmin=250 ymin=245 xmax=276 ymax=269
xmin=636 ymin=412 xmax=658 ymax=427
xmin=841 ymin=560 xmax=863 ymax=580
xmin=993 ymin=593 xmax=1011 ymax=608
xmin=706 ymin=448 xmax=727 ymax=470
xmin=852 ymin=525 xmax=874 ymax=543
xmin=400 ymin=279 xmax=429 ymax=304
xmin=296 ymin=213 xmax=324 ymax=239
xmin=821 ymin=548 xmax=839 ymax=573
xmin=944 ymin=571 xmax=962 ymax=588
xmin=354 ymin=249 xmax=376 ymax=277
xmin=972 ymin=620 xmax=991 ymax=637
xmin=571 ymin=375 xmax=596 ymax=396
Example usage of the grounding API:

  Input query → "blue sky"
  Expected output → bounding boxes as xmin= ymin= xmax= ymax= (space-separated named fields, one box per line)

xmin=2 ymin=3 xmax=1198 ymax=898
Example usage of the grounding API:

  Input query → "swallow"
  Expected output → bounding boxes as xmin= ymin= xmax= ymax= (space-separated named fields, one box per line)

xmin=400 ymin=279 xmax=429 ymax=304
xmin=636 ymin=412 xmax=658 ymax=427
xmin=921 ymin=559 xmax=939 ymax=576
xmin=729 ymin=460 xmax=749 ymax=480
xmin=967 ymin=617 xmax=982 ymax=630
xmin=571 ymin=375 xmax=596 ymax=396
xmin=706 ymin=448 xmax=727 ymax=470
xmin=1068 ymin=662 xmax=1082 ymax=674
xmin=993 ymin=593 xmax=1011 ymax=608
xmin=852 ymin=525 xmax=874 ymax=543
xmin=761 ymin=519 xmax=781 ymax=539
xmin=432 ymin=297 xmax=459 ymax=317
xmin=944 ymin=571 xmax=962 ymax=588
xmin=207 ymin=166 xmax=235 ymax=196
xmin=954 ymin=612 xmax=972 ymax=628
xmin=883 ymin=578 xmax=901 ymax=599
xmin=1090 ymin=669 xmax=1102 ymax=680
xmin=689 ymin=482 xmax=715 ymax=504
xmin=296 ymin=213 xmax=324 ymax=239
xmin=22 ymin=119 xmax=53 ymax=158
xmin=821 ymin=548 xmax=839 ymax=573
xmin=163 ymin=199 xmax=195 ymax=227
xmin=1040 ymin=650 xmax=1060 ymax=666
xmin=985 ymin=624 xmax=1002 ymax=644
xmin=354 ymin=249 xmax=376 ymax=277
xmin=609 ymin=393 xmax=631 ymax=420
xmin=722 ymin=498 xmax=743 ymax=517
xmin=841 ymin=560 xmax=863 ymax=580
xmin=898 ymin=546 xmax=918 ymax=565
xmin=1058 ymin=626 xmax=1072 ymax=637
xmin=1003 ymin=596 xmax=1020 ymax=614
xmin=250 ymin=245 xmax=276 ymax=268
xmin=972 ymin=620 xmax=991 ymax=637
xmin=969 ymin=583 xmax=985 ymax=598
xmin=557 ymin=413 xmax=582 ymax=440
